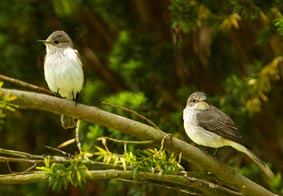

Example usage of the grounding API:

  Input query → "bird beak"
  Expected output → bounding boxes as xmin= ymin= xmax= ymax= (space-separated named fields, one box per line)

xmin=37 ymin=40 xmax=50 ymax=45
xmin=197 ymin=100 xmax=209 ymax=110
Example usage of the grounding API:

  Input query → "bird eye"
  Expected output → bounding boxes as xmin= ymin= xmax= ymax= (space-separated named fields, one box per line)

xmin=54 ymin=40 xmax=59 ymax=44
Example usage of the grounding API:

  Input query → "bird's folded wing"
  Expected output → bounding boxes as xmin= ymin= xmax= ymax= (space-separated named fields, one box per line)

xmin=196 ymin=105 xmax=244 ymax=145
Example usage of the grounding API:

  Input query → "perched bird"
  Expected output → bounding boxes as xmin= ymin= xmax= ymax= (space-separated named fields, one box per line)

xmin=183 ymin=91 xmax=274 ymax=178
xmin=39 ymin=30 xmax=84 ymax=129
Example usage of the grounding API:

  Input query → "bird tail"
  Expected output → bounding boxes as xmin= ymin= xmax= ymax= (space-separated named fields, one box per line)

xmin=60 ymin=114 xmax=76 ymax=129
xmin=229 ymin=141 xmax=275 ymax=179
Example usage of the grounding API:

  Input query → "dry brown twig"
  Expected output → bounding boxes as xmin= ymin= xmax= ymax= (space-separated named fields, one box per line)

xmin=0 ymin=74 xmax=52 ymax=95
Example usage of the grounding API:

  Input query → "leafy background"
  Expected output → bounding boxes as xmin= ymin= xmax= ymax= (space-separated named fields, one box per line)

xmin=0 ymin=0 xmax=283 ymax=195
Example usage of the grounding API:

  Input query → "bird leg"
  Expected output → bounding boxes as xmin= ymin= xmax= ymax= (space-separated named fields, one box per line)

xmin=72 ymin=91 xmax=80 ymax=105
xmin=54 ymin=89 xmax=62 ymax=98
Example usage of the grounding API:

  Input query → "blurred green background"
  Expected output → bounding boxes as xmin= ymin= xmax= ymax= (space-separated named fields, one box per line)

xmin=0 ymin=0 xmax=283 ymax=195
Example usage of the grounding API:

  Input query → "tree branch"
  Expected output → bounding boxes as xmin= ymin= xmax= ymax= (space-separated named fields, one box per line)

xmin=0 ymin=88 xmax=276 ymax=196
xmin=0 ymin=170 xmax=243 ymax=196
xmin=0 ymin=74 xmax=52 ymax=95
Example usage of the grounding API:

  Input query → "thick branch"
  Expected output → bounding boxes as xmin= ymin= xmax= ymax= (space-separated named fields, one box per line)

xmin=0 ymin=170 xmax=243 ymax=196
xmin=0 ymin=88 xmax=276 ymax=196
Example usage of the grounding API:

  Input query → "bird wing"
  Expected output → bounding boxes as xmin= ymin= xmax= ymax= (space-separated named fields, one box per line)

xmin=74 ymin=49 xmax=83 ymax=67
xmin=196 ymin=105 xmax=244 ymax=145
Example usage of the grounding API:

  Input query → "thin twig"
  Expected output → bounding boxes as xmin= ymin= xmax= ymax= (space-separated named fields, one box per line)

xmin=0 ymin=148 xmax=42 ymax=159
xmin=97 ymin=136 xmax=153 ymax=155
xmin=0 ymin=74 xmax=52 ymax=95
xmin=20 ymin=163 xmax=38 ymax=173
xmin=75 ymin=120 xmax=82 ymax=153
xmin=0 ymin=156 xmax=43 ymax=163
xmin=57 ymin=138 xmax=76 ymax=148
xmin=118 ymin=178 xmax=198 ymax=195
xmin=6 ymin=162 xmax=12 ymax=174
xmin=97 ymin=136 xmax=153 ymax=144
xmin=0 ymin=155 xmax=125 ymax=170
xmin=159 ymin=134 xmax=172 ymax=152
xmin=102 ymin=101 xmax=161 ymax=130
xmin=45 ymin=146 xmax=74 ymax=157
xmin=0 ymin=156 xmax=71 ymax=163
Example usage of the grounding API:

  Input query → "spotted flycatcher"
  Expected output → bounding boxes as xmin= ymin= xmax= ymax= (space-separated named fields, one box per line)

xmin=183 ymin=91 xmax=274 ymax=178
xmin=39 ymin=30 xmax=84 ymax=129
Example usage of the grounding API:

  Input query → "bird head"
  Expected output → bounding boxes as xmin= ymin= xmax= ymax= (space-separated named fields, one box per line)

xmin=38 ymin=31 xmax=73 ymax=50
xmin=186 ymin=91 xmax=209 ymax=111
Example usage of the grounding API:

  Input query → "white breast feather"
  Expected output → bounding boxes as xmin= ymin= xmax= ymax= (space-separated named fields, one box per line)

xmin=44 ymin=48 xmax=84 ymax=100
